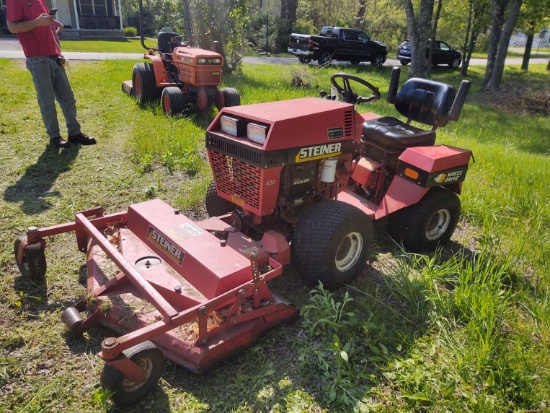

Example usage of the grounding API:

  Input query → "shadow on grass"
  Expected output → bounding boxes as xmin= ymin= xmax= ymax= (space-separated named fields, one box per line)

xmin=3 ymin=144 xmax=80 ymax=214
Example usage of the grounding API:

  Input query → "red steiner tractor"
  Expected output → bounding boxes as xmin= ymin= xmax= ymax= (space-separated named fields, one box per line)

xmin=14 ymin=68 xmax=471 ymax=406
xmin=121 ymin=0 xmax=240 ymax=115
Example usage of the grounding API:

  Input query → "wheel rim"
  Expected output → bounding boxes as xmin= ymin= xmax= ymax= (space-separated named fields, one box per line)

xmin=452 ymin=59 xmax=460 ymax=67
xmin=335 ymin=232 xmax=363 ymax=272
xmin=425 ymin=209 xmax=451 ymax=240
xmin=134 ymin=75 xmax=141 ymax=98
xmin=121 ymin=357 xmax=153 ymax=392
xmin=163 ymin=94 xmax=171 ymax=114
xmin=197 ymin=89 xmax=208 ymax=111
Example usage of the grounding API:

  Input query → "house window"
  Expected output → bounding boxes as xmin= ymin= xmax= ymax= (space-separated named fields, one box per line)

xmin=79 ymin=0 xmax=107 ymax=15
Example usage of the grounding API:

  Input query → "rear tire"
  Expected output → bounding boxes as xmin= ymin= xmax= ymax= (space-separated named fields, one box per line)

xmin=101 ymin=341 xmax=164 ymax=407
xmin=131 ymin=63 xmax=160 ymax=105
xmin=205 ymin=181 xmax=235 ymax=217
xmin=221 ymin=87 xmax=241 ymax=107
xmin=317 ymin=50 xmax=333 ymax=66
xmin=161 ymin=87 xmax=185 ymax=116
xmin=14 ymin=237 xmax=46 ymax=283
xmin=350 ymin=59 xmax=360 ymax=65
xmin=400 ymin=60 xmax=409 ymax=66
xmin=387 ymin=187 xmax=461 ymax=252
xmin=292 ymin=200 xmax=373 ymax=289
xmin=298 ymin=56 xmax=311 ymax=64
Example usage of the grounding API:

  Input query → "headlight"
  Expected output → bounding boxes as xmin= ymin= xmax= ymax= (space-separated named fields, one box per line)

xmin=220 ymin=116 xmax=238 ymax=136
xmin=247 ymin=123 xmax=267 ymax=145
xmin=197 ymin=57 xmax=222 ymax=65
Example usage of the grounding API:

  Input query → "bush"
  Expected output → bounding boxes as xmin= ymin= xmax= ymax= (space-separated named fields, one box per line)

xmin=123 ymin=26 xmax=138 ymax=37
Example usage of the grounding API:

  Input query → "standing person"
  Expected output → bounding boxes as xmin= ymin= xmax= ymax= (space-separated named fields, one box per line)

xmin=6 ymin=1 xmax=96 ymax=148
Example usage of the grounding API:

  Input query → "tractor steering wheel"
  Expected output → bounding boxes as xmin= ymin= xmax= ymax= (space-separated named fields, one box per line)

xmin=330 ymin=73 xmax=381 ymax=105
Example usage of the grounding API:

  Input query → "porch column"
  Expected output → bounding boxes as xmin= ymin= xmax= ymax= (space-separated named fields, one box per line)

xmin=73 ymin=0 xmax=80 ymax=29
xmin=117 ymin=0 xmax=123 ymax=30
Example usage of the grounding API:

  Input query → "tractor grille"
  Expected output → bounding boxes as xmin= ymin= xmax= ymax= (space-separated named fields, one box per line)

xmin=195 ymin=70 xmax=221 ymax=86
xmin=344 ymin=110 xmax=354 ymax=137
xmin=208 ymin=149 xmax=262 ymax=211
xmin=206 ymin=133 xmax=288 ymax=168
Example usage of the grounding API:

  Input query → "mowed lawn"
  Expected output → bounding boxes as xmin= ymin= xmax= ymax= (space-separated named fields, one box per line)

xmin=0 ymin=56 xmax=548 ymax=412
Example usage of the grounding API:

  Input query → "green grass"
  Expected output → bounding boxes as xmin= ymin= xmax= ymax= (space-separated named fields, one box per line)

xmin=59 ymin=38 xmax=154 ymax=53
xmin=0 ymin=57 xmax=548 ymax=412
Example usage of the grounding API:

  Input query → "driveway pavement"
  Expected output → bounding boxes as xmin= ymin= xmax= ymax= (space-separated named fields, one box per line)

xmin=1 ymin=37 xmax=547 ymax=66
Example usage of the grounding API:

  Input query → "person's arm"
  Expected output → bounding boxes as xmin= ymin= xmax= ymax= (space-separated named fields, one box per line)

xmin=7 ymin=14 xmax=54 ymax=34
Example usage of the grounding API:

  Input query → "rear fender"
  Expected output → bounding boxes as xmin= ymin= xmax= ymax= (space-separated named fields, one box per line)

xmin=149 ymin=56 xmax=169 ymax=86
xmin=374 ymin=176 xmax=428 ymax=219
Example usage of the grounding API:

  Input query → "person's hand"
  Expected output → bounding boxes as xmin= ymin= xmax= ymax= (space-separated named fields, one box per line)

xmin=36 ymin=13 xmax=54 ymax=27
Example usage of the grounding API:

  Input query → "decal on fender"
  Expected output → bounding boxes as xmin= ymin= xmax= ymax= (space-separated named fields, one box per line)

xmin=295 ymin=143 xmax=342 ymax=163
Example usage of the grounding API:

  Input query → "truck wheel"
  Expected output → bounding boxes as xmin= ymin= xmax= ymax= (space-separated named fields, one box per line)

xmin=371 ymin=55 xmax=385 ymax=68
xmin=298 ymin=56 xmax=311 ymax=64
xmin=387 ymin=187 xmax=461 ymax=252
xmin=101 ymin=341 xmax=164 ymax=407
xmin=450 ymin=58 xmax=461 ymax=68
xmin=222 ymin=87 xmax=241 ymax=107
xmin=14 ymin=237 xmax=47 ymax=283
xmin=400 ymin=60 xmax=409 ymax=66
xmin=205 ymin=181 xmax=235 ymax=217
xmin=350 ymin=59 xmax=360 ymax=65
xmin=317 ymin=50 xmax=333 ymax=66
xmin=161 ymin=87 xmax=185 ymax=116
xmin=131 ymin=63 xmax=160 ymax=105
xmin=292 ymin=200 xmax=373 ymax=289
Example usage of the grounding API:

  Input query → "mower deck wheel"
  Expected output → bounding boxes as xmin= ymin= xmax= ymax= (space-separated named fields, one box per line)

xmin=101 ymin=341 xmax=164 ymax=407
xmin=161 ymin=87 xmax=185 ymax=116
xmin=291 ymin=200 xmax=373 ymax=289
xmin=205 ymin=181 xmax=235 ymax=217
xmin=14 ymin=236 xmax=47 ymax=283
xmin=61 ymin=307 xmax=84 ymax=338
xmin=387 ymin=187 xmax=461 ymax=252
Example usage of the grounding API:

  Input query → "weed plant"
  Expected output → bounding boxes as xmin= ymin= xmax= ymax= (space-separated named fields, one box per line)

xmin=0 ymin=57 xmax=548 ymax=412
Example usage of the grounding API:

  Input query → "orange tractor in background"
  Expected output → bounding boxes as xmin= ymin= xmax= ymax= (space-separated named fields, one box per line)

xmin=122 ymin=0 xmax=240 ymax=115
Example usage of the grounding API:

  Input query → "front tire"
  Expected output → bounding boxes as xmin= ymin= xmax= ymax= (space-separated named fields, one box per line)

xmin=222 ymin=87 xmax=241 ymax=107
xmin=400 ymin=60 xmax=409 ymax=66
xmin=205 ymin=181 xmax=235 ymax=217
xmin=101 ymin=341 xmax=164 ymax=407
xmin=131 ymin=63 xmax=160 ymax=105
xmin=298 ymin=56 xmax=311 ymax=64
xmin=387 ymin=187 xmax=461 ymax=252
xmin=371 ymin=55 xmax=385 ymax=68
xmin=292 ymin=200 xmax=373 ymax=289
xmin=450 ymin=58 xmax=461 ymax=68
xmin=14 ymin=237 xmax=46 ymax=283
xmin=161 ymin=87 xmax=185 ymax=116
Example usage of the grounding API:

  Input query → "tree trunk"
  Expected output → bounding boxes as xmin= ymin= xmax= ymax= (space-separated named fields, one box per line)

xmin=521 ymin=30 xmax=534 ymax=71
xmin=481 ymin=0 xmax=508 ymax=91
xmin=547 ymin=58 xmax=550 ymax=71
xmin=355 ymin=0 xmax=366 ymax=29
xmin=402 ymin=0 xmax=435 ymax=78
xmin=427 ymin=0 xmax=443 ymax=77
xmin=485 ymin=0 xmax=522 ymax=91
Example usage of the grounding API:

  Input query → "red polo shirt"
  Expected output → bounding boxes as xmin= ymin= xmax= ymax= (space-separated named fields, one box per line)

xmin=6 ymin=0 xmax=60 ymax=57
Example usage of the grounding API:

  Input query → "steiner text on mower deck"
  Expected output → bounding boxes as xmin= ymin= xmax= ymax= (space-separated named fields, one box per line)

xmin=121 ymin=0 xmax=240 ymax=115
xmin=14 ymin=68 xmax=472 ymax=406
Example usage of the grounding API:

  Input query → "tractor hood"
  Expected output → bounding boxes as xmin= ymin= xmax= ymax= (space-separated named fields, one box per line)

xmin=207 ymin=97 xmax=363 ymax=151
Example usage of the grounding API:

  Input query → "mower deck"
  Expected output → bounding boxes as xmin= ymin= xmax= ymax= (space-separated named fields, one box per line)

xmin=56 ymin=198 xmax=298 ymax=374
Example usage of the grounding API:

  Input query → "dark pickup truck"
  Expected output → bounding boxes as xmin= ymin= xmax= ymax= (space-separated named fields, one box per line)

xmin=288 ymin=26 xmax=387 ymax=67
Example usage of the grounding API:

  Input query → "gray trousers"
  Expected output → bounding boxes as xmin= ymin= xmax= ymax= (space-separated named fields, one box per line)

xmin=26 ymin=56 xmax=81 ymax=139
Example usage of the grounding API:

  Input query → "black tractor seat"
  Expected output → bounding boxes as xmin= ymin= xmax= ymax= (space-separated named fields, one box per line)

xmin=363 ymin=76 xmax=460 ymax=150
xmin=362 ymin=117 xmax=436 ymax=149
